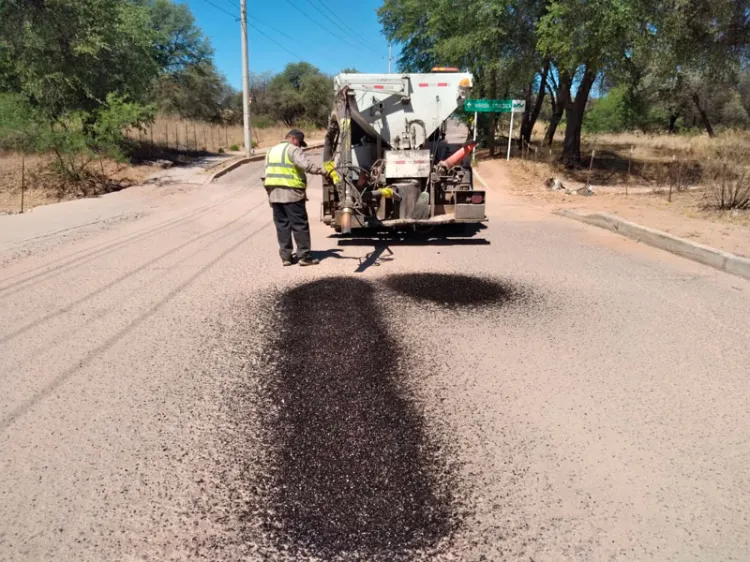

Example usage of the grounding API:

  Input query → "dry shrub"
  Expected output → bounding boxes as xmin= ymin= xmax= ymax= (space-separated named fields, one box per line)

xmin=524 ymin=125 xmax=750 ymax=190
xmin=705 ymin=163 xmax=750 ymax=210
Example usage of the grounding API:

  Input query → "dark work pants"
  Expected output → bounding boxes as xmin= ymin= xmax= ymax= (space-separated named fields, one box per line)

xmin=271 ymin=200 xmax=311 ymax=261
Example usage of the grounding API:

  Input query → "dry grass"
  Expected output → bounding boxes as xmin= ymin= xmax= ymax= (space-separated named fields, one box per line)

xmin=492 ymin=125 xmax=750 ymax=239
xmin=125 ymin=116 xmax=324 ymax=152
xmin=512 ymin=124 xmax=750 ymax=196
xmin=0 ymin=150 xmax=160 ymax=214
xmin=1 ymin=116 xmax=326 ymax=213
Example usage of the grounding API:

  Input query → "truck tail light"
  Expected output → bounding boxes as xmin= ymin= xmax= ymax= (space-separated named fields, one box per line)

xmin=471 ymin=194 xmax=484 ymax=204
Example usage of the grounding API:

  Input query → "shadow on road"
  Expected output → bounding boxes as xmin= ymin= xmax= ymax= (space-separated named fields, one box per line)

xmin=331 ymin=224 xmax=490 ymax=248
xmin=354 ymin=244 xmax=395 ymax=273
xmin=309 ymin=248 xmax=357 ymax=262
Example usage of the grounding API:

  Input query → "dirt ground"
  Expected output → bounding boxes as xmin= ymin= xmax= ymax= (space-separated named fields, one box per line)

xmin=478 ymin=156 xmax=750 ymax=258
xmin=0 ymin=153 xmax=168 ymax=214
xmin=0 ymin=129 xmax=325 ymax=215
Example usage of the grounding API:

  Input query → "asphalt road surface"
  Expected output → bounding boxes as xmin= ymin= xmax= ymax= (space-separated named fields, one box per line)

xmin=1 ymin=149 xmax=749 ymax=562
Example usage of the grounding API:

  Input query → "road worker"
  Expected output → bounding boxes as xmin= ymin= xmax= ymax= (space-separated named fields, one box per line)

xmin=262 ymin=129 xmax=329 ymax=267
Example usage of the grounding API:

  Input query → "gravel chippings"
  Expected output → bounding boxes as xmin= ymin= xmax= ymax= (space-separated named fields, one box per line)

xmin=383 ymin=272 xmax=529 ymax=310
xmin=191 ymin=272 xmax=552 ymax=561
xmin=378 ymin=272 xmax=558 ymax=560
xmin=257 ymin=277 xmax=460 ymax=560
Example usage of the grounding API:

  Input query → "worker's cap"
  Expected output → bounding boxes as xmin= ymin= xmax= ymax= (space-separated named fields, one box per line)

xmin=286 ymin=129 xmax=307 ymax=147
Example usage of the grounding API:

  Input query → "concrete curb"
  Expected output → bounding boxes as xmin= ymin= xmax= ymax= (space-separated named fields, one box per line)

xmin=473 ymin=169 xmax=488 ymax=190
xmin=202 ymin=155 xmax=241 ymax=173
xmin=557 ymin=209 xmax=750 ymax=281
xmin=205 ymin=142 xmax=325 ymax=184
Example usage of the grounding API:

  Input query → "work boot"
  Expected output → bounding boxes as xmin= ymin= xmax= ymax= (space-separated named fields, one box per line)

xmin=282 ymin=259 xmax=294 ymax=267
xmin=298 ymin=257 xmax=320 ymax=266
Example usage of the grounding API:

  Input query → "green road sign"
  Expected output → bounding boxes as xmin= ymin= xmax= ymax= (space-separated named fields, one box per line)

xmin=465 ymin=99 xmax=526 ymax=113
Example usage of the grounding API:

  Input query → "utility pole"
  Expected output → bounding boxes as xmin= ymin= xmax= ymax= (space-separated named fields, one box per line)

xmin=388 ymin=43 xmax=392 ymax=73
xmin=240 ymin=0 xmax=252 ymax=156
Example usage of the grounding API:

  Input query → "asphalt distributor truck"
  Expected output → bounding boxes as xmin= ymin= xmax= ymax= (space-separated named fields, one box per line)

xmin=321 ymin=70 xmax=486 ymax=234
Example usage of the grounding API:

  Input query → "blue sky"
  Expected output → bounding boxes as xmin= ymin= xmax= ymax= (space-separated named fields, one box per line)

xmin=182 ymin=0 xmax=397 ymax=88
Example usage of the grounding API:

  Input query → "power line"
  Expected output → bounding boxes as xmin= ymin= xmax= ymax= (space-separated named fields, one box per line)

xmin=307 ymin=0 xmax=379 ymax=51
xmin=305 ymin=0 xmax=386 ymax=59
xmin=247 ymin=21 xmax=306 ymax=62
xmin=200 ymin=0 xmax=239 ymax=21
xmin=253 ymin=21 xmax=299 ymax=44
xmin=199 ymin=0 xmax=326 ymax=68
xmin=308 ymin=0 xmax=358 ymax=36
xmin=284 ymin=0 xmax=368 ymax=53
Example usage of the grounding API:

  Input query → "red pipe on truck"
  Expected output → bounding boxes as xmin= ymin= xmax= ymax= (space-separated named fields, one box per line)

xmin=439 ymin=142 xmax=478 ymax=168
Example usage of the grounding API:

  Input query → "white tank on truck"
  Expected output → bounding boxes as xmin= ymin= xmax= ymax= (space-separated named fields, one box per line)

xmin=321 ymin=70 xmax=485 ymax=234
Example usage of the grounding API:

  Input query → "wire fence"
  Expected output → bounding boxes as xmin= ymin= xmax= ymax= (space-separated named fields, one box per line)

xmin=124 ymin=118 xmax=250 ymax=154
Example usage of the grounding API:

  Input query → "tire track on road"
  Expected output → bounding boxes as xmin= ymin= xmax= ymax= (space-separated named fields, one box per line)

xmin=2 ymin=195 xmax=271 ymax=373
xmin=0 ymin=171 xmax=261 ymax=294
xmin=0 ymin=192 xmax=268 ymax=345
xmin=0 ymin=220 xmax=273 ymax=431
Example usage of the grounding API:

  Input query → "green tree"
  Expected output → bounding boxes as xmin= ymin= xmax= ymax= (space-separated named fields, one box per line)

xmin=721 ymin=91 xmax=750 ymax=128
xmin=537 ymin=0 xmax=643 ymax=164
xmin=153 ymin=62 xmax=235 ymax=122
xmin=642 ymin=0 xmax=750 ymax=136
xmin=144 ymin=0 xmax=213 ymax=71
xmin=583 ymin=87 xmax=628 ymax=133
xmin=379 ymin=0 xmax=552 ymax=151
xmin=267 ymin=63 xmax=333 ymax=127
xmin=0 ymin=0 xmax=158 ymax=120
xmin=142 ymin=0 xmax=236 ymax=122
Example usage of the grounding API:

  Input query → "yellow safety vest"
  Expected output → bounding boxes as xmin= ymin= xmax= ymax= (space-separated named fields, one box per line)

xmin=264 ymin=142 xmax=306 ymax=189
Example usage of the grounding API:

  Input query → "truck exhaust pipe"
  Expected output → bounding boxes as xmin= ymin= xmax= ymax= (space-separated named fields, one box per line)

xmin=340 ymin=207 xmax=353 ymax=234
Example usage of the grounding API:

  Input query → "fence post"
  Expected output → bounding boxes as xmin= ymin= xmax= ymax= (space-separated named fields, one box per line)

xmin=586 ymin=150 xmax=596 ymax=189
xmin=626 ymin=145 xmax=633 ymax=196
xmin=225 ymin=125 xmax=228 ymax=147
xmin=20 ymin=155 xmax=25 ymax=214
xmin=193 ymin=122 xmax=198 ymax=152
xmin=667 ymin=154 xmax=677 ymax=203
xmin=150 ymin=126 xmax=154 ymax=155
xmin=175 ymin=125 xmax=179 ymax=151
xmin=165 ymin=124 xmax=169 ymax=150
xmin=203 ymin=127 xmax=207 ymax=152
xmin=185 ymin=123 xmax=189 ymax=151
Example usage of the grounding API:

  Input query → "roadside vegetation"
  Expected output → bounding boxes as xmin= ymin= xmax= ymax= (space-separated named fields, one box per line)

xmin=0 ymin=0 xmax=335 ymax=212
xmin=379 ymin=0 xmax=750 ymax=213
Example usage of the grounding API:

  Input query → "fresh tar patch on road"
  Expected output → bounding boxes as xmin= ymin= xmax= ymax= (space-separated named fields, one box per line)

xmin=384 ymin=272 xmax=527 ymax=309
xmin=257 ymin=277 xmax=457 ymax=560
xmin=201 ymin=272 xmax=550 ymax=560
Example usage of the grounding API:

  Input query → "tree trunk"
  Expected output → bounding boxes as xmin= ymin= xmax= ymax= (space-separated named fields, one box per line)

xmin=692 ymin=93 xmax=715 ymax=137
xmin=520 ymin=81 xmax=534 ymax=148
xmin=487 ymin=70 xmax=498 ymax=157
xmin=561 ymin=66 xmax=597 ymax=167
xmin=520 ymin=59 xmax=550 ymax=146
xmin=668 ymin=113 xmax=679 ymax=134
xmin=545 ymin=70 xmax=571 ymax=146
